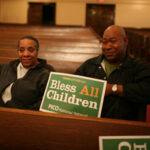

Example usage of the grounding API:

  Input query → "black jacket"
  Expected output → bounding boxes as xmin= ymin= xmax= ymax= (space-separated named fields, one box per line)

xmin=75 ymin=55 xmax=150 ymax=121
xmin=0 ymin=59 xmax=55 ymax=110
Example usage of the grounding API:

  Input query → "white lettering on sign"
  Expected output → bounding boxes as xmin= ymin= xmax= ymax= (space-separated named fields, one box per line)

xmin=46 ymin=90 xmax=97 ymax=110
xmin=118 ymin=142 xmax=147 ymax=150
xmin=50 ymin=80 xmax=76 ymax=93
xmin=48 ymin=104 xmax=59 ymax=111
xmin=134 ymin=143 xmax=147 ymax=150
xmin=118 ymin=142 xmax=131 ymax=150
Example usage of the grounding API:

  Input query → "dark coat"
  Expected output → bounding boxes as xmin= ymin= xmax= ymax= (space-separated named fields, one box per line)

xmin=75 ymin=55 xmax=150 ymax=121
xmin=0 ymin=59 xmax=55 ymax=110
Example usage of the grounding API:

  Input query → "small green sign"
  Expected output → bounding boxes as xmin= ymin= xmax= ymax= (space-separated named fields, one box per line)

xmin=40 ymin=72 xmax=107 ymax=117
xmin=99 ymin=136 xmax=150 ymax=150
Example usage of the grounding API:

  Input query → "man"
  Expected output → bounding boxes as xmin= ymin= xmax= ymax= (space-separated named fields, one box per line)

xmin=75 ymin=25 xmax=150 ymax=121
xmin=0 ymin=36 xmax=55 ymax=110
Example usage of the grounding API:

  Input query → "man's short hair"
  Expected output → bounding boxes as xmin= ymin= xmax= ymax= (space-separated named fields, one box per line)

xmin=17 ymin=35 xmax=39 ymax=50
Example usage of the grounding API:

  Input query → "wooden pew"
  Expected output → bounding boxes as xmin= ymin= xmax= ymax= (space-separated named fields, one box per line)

xmin=126 ymin=28 xmax=150 ymax=64
xmin=0 ymin=25 xmax=149 ymax=121
xmin=0 ymin=25 xmax=101 ymax=73
xmin=146 ymin=105 xmax=150 ymax=122
xmin=0 ymin=107 xmax=150 ymax=150
xmin=0 ymin=48 xmax=99 ymax=73
xmin=126 ymin=28 xmax=150 ymax=122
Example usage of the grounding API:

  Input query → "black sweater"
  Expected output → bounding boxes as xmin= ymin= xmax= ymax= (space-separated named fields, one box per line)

xmin=0 ymin=59 xmax=54 ymax=110
xmin=75 ymin=55 xmax=150 ymax=121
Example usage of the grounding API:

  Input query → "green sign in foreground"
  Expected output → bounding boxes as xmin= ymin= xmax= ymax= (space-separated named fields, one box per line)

xmin=99 ymin=136 xmax=150 ymax=150
xmin=40 ymin=72 xmax=106 ymax=117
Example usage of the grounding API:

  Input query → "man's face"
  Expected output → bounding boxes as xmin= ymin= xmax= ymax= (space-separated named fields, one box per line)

xmin=18 ymin=39 xmax=38 ymax=68
xmin=102 ymin=27 xmax=128 ymax=64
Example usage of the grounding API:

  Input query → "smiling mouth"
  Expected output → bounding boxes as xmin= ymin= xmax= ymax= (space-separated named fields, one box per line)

xmin=22 ymin=58 xmax=31 ymax=60
xmin=22 ymin=59 xmax=32 ymax=62
xmin=106 ymin=53 xmax=113 ymax=57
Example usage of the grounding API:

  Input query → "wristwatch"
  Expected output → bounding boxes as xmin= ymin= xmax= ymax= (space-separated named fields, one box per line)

xmin=112 ymin=84 xmax=117 ymax=93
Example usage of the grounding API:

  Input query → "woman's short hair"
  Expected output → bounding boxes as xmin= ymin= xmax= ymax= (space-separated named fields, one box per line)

xmin=17 ymin=35 xmax=39 ymax=50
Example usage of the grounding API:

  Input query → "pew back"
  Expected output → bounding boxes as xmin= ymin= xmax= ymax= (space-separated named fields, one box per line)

xmin=0 ymin=107 xmax=150 ymax=150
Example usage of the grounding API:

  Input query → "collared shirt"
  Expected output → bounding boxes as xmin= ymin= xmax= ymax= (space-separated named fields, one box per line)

xmin=2 ymin=63 xmax=29 ymax=103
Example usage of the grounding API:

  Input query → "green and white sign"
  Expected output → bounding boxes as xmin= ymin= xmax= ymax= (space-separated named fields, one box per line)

xmin=40 ymin=72 xmax=107 ymax=117
xmin=99 ymin=136 xmax=150 ymax=150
